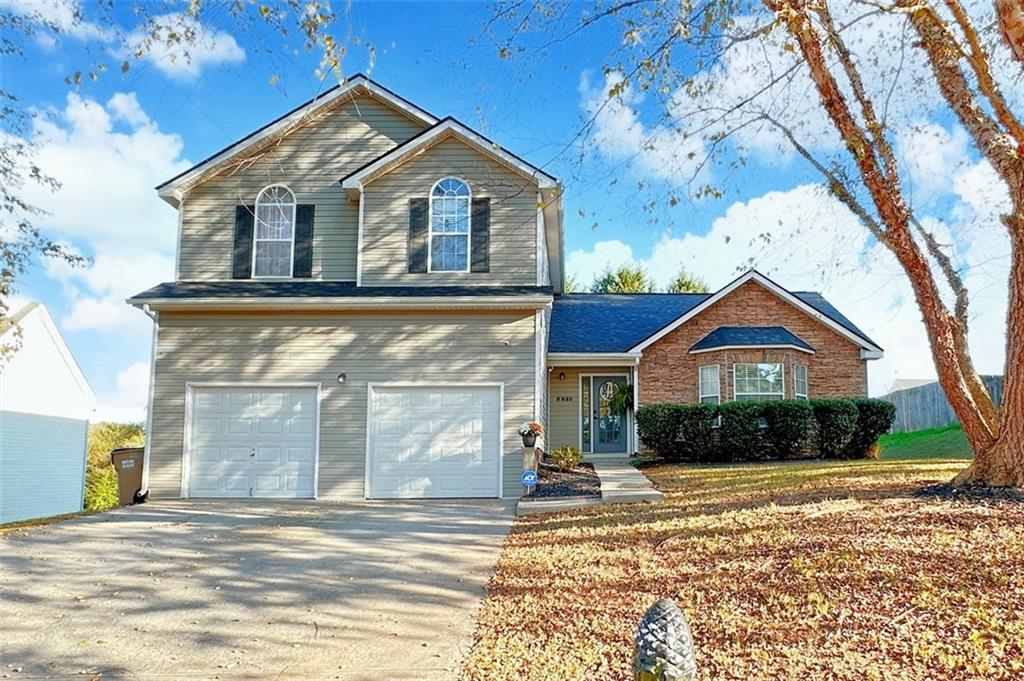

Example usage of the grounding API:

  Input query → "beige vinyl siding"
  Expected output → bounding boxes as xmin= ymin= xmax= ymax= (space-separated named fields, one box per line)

xmin=547 ymin=366 xmax=629 ymax=452
xmin=361 ymin=136 xmax=538 ymax=286
xmin=177 ymin=94 xmax=424 ymax=281
xmin=149 ymin=311 xmax=537 ymax=499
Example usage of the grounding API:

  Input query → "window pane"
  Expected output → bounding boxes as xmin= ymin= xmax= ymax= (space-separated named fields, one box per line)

xmin=431 ymin=196 xmax=469 ymax=234
xmin=734 ymin=363 xmax=784 ymax=399
xmin=699 ymin=365 xmax=719 ymax=401
xmin=254 ymin=241 xmax=291 ymax=277
xmin=430 ymin=234 xmax=468 ymax=271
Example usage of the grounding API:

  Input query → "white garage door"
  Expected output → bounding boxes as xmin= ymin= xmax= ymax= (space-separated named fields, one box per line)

xmin=187 ymin=386 xmax=318 ymax=498
xmin=368 ymin=385 xmax=501 ymax=499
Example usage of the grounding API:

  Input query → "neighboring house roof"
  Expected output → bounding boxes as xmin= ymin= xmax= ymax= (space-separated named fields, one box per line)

xmin=548 ymin=271 xmax=881 ymax=357
xmin=888 ymin=378 xmax=935 ymax=392
xmin=689 ymin=326 xmax=815 ymax=354
xmin=128 ymin=281 xmax=553 ymax=310
xmin=1 ymin=303 xmax=96 ymax=418
xmin=155 ymin=74 xmax=438 ymax=206
xmin=339 ymin=117 xmax=559 ymax=192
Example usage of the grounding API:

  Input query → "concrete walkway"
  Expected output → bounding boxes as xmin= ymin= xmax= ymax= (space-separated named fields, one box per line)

xmin=591 ymin=460 xmax=665 ymax=504
xmin=1 ymin=499 xmax=514 ymax=680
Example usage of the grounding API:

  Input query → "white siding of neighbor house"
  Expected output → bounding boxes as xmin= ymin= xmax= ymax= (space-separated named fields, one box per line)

xmin=148 ymin=311 xmax=538 ymax=499
xmin=1 ymin=411 xmax=88 ymax=524
xmin=176 ymin=94 xmax=426 ymax=281
xmin=360 ymin=136 xmax=539 ymax=287
xmin=0 ymin=304 xmax=94 ymax=524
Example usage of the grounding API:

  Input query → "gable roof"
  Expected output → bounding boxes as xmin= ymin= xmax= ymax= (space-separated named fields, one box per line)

xmin=1 ymin=303 xmax=96 ymax=405
xmin=689 ymin=326 xmax=815 ymax=354
xmin=339 ymin=117 xmax=559 ymax=193
xmin=548 ymin=271 xmax=881 ymax=357
xmin=156 ymin=74 xmax=438 ymax=206
xmin=629 ymin=270 xmax=881 ymax=356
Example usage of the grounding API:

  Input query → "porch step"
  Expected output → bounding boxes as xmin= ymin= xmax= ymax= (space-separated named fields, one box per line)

xmin=591 ymin=461 xmax=665 ymax=506
xmin=601 ymin=488 xmax=665 ymax=504
xmin=516 ymin=496 xmax=602 ymax=516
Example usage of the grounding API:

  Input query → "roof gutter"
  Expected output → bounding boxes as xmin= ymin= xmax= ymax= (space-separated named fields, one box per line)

xmin=126 ymin=295 xmax=554 ymax=312
xmin=547 ymin=352 xmax=642 ymax=366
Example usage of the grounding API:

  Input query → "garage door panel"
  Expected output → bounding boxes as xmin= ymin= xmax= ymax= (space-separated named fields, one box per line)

xmin=369 ymin=385 xmax=500 ymax=499
xmin=188 ymin=386 xmax=317 ymax=499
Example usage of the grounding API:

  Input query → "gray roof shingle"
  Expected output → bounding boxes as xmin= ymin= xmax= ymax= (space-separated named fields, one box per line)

xmin=549 ymin=290 xmax=877 ymax=353
xmin=689 ymin=326 xmax=814 ymax=353
xmin=129 ymin=281 xmax=553 ymax=301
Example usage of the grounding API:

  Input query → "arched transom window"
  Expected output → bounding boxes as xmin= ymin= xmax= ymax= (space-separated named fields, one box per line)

xmin=429 ymin=177 xmax=470 ymax=272
xmin=254 ymin=185 xmax=296 ymax=277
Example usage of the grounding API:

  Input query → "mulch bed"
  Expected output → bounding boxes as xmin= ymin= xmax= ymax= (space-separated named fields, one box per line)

xmin=529 ymin=461 xmax=600 ymax=498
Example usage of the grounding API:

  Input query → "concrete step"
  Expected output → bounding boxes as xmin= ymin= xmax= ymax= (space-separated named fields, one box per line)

xmin=517 ymin=496 xmax=602 ymax=516
xmin=601 ymin=488 xmax=665 ymax=505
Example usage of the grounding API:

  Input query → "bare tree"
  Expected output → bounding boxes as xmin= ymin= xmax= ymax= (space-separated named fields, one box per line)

xmin=490 ymin=0 xmax=1023 ymax=486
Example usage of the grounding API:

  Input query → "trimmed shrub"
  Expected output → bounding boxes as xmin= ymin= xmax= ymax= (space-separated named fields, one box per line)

xmin=85 ymin=465 xmax=119 ymax=511
xmin=843 ymin=399 xmax=897 ymax=459
xmin=716 ymin=402 xmax=764 ymax=462
xmin=676 ymin=403 xmax=719 ymax=463
xmin=810 ymin=399 xmax=859 ymax=458
xmin=549 ymin=445 xmax=583 ymax=471
xmin=761 ymin=400 xmax=814 ymax=459
xmin=636 ymin=404 xmax=685 ymax=460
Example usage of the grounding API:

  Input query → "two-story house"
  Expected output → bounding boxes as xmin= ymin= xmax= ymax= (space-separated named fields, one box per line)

xmin=129 ymin=75 xmax=883 ymax=501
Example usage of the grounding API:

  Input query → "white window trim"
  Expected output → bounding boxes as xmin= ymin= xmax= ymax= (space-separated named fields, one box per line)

xmin=426 ymin=176 xmax=471 ymax=273
xmin=252 ymin=184 xmax=296 ymax=279
xmin=794 ymin=363 xmax=809 ymax=400
xmin=698 ymin=364 xmax=721 ymax=405
xmin=732 ymin=362 xmax=786 ymax=401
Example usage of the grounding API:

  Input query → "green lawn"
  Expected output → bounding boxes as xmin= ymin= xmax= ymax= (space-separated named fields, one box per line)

xmin=879 ymin=424 xmax=973 ymax=460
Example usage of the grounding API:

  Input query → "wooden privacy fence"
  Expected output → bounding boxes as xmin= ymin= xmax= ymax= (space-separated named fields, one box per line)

xmin=879 ymin=376 xmax=1003 ymax=433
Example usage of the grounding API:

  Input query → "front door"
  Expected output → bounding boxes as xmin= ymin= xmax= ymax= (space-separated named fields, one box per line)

xmin=588 ymin=375 xmax=628 ymax=454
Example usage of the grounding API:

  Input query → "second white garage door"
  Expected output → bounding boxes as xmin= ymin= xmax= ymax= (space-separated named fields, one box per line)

xmin=367 ymin=384 xmax=502 ymax=499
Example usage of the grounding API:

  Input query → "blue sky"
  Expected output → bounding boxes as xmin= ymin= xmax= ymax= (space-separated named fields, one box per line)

xmin=5 ymin=0 xmax=1012 ymax=419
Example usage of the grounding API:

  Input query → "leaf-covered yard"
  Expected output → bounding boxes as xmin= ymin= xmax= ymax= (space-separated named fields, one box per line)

xmin=462 ymin=458 xmax=1024 ymax=680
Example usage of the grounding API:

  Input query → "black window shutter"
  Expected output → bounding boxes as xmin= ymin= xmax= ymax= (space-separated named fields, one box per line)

xmin=408 ymin=198 xmax=429 ymax=273
xmin=471 ymin=197 xmax=490 ymax=273
xmin=293 ymin=204 xmax=315 ymax=278
xmin=232 ymin=205 xmax=254 ymax=279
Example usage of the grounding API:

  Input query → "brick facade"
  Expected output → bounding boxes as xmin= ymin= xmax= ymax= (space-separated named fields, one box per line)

xmin=639 ymin=281 xmax=868 ymax=405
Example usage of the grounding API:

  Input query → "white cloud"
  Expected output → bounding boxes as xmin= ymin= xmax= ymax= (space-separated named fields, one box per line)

xmin=91 ymin=361 xmax=150 ymax=423
xmin=566 ymin=183 xmax=1009 ymax=396
xmin=580 ymin=71 xmax=710 ymax=188
xmin=124 ymin=13 xmax=245 ymax=80
xmin=19 ymin=91 xmax=183 ymax=420
xmin=0 ymin=0 xmax=111 ymax=44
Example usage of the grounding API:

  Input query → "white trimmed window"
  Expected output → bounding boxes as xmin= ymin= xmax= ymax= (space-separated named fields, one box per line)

xmin=698 ymin=365 xmax=720 ymax=405
xmin=733 ymin=362 xmax=784 ymax=401
xmin=794 ymin=364 xmax=809 ymax=401
xmin=429 ymin=177 xmax=470 ymax=272
xmin=254 ymin=185 xmax=296 ymax=277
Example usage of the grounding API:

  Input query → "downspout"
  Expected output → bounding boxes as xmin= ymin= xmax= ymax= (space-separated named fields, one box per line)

xmin=633 ymin=355 xmax=641 ymax=455
xmin=141 ymin=304 xmax=159 ymax=496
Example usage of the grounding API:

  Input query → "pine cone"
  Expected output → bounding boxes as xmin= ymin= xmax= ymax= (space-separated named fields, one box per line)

xmin=633 ymin=599 xmax=697 ymax=681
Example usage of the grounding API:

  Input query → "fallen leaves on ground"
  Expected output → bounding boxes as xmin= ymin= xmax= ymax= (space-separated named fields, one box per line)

xmin=461 ymin=459 xmax=1024 ymax=680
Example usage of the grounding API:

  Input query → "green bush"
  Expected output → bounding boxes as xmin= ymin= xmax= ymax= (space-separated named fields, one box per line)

xmin=843 ymin=399 xmax=897 ymax=459
xmin=84 ymin=421 xmax=145 ymax=510
xmin=636 ymin=403 xmax=718 ymax=461
xmin=761 ymin=400 xmax=814 ymax=459
xmin=84 ymin=465 xmax=119 ymax=511
xmin=676 ymin=403 xmax=719 ymax=463
xmin=549 ymin=445 xmax=583 ymax=471
xmin=636 ymin=404 xmax=685 ymax=459
xmin=716 ymin=402 xmax=764 ymax=462
xmin=810 ymin=399 xmax=859 ymax=458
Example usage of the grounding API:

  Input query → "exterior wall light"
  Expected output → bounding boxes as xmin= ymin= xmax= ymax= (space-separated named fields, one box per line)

xmin=558 ymin=371 xmax=566 ymax=381
xmin=337 ymin=373 xmax=347 ymax=385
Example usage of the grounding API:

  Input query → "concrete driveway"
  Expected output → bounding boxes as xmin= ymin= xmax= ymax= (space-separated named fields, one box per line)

xmin=1 ymin=500 xmax=514 ymax=680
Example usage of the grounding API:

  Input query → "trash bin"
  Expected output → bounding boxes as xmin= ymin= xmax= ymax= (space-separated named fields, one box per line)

xmin=110 ymin=447 xmax=145 ymax=506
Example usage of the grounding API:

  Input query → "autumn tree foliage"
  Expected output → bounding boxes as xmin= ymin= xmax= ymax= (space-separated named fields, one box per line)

xmin=491 ymin=0 xmax=1024 ymax=486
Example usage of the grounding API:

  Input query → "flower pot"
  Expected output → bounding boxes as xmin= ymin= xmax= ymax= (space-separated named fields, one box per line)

xmin=521 ymin=434 xmax=537 ymax=448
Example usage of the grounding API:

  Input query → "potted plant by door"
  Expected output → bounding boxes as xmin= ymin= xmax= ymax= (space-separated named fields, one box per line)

xmin=519 ymin=421 xmax=544 ymax=448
